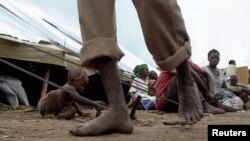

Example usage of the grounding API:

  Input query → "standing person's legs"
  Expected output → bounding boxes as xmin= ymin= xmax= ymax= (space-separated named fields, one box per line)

xmin=70 ymin=0 xmax=133 ymax=136
xmin=132 ymin=0 xmax=203 ymax=124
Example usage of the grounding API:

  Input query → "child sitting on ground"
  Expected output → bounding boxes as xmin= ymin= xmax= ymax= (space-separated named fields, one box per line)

xmin=37 ymin=67 xmax=106 ymax=120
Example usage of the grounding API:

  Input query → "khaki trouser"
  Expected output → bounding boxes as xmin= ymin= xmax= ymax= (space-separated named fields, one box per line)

xmin=77 ymin=0 xmax=190 ymax=71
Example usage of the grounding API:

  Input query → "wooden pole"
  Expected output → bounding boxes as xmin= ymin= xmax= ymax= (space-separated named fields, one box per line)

xmin=40 ymin=67 xmax=50 ymax=98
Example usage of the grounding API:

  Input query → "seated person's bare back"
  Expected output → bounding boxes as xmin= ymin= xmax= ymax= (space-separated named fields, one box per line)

xmin=38 ymin=67 xmax=106 ymax=120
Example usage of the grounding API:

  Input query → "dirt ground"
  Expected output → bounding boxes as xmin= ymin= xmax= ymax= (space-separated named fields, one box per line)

xmin=0 ymin=108 xmax=250 ymax=141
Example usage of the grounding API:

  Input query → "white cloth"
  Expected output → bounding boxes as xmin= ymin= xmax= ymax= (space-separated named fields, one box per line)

xmin=0 ymin=82 xmax=19 ymax=106
xmin=222 ymin=96 xmax=243 ymax=111
xmin=224 ymin=64 xmax=237 ymax=76
xmin=129 ymin=77 xmax=156 ymax=103
xmin=0 ymin=75 xmax=29 ymax=106
xmin=204 ymin=67 xmax=225 ymax=94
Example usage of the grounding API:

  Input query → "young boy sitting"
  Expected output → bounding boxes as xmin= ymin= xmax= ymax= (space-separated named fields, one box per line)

xmin=37 ymin=67 xmax=106 ymax=120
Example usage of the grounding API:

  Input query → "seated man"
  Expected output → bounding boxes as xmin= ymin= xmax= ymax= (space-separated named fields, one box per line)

xmin=37 ymin=67 xmax=106 ymax=120
xmin=227 ymin=75 xmax=250 ymax=110
xmin=128 ymin=64 xmax=156 ymax=110
xmin=224 ymin=60 xmax=237 ymax=85
xmin=156 ymin=60 xmax=227 ymax=115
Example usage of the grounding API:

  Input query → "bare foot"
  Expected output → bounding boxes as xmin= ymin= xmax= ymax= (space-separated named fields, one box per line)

xmin=70 ymin=108 xmax=133 ymax=136
xmin=203 ymin=101 xmax=225 ymax=115
xmin=178 ymin=80 xmax=203 ymax=125
xmin=70 ymin=59 xmax=133 ymax=136
xmin=176 ymin=60 xmax=204 ymax=125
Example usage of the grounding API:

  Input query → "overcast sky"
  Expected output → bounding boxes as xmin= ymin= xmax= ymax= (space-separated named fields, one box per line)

xmin=1 ymin=0 xmax=250 ymax=70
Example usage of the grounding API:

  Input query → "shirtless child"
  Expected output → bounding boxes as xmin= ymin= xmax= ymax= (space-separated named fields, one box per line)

xmin=37 ymin=67 xmax=106 ymax=120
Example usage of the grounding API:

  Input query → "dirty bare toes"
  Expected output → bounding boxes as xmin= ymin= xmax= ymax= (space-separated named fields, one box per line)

xmin=178 ymin=81 xmax=203 ymax=125
xmin=70 ymin=110 xmax=133 ymax=136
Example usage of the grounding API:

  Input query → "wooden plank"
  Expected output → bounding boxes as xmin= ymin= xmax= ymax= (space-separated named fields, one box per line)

xmin=236 ymin=66 xmax=249 ymax=84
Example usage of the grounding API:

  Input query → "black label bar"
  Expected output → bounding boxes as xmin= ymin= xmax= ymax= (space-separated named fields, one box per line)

xmin=208 ymin=125 xmax=250 ymax=140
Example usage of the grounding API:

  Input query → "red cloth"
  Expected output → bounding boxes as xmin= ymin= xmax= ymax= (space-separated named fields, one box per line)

xmin=155 ymin=60 xmax=204 ymax=110
xmin=188 ymin=60 xmax=204 ymax=73
xmin=155 ymin=69 xmax=176 ymax=110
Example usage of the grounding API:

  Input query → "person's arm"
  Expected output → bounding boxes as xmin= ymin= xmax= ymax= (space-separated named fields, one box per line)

xmin=201 ymin=71 xmax=216 ymax=101
xmin=191 ymin=69 xmax=215 ymax=101
xmin=189 ymin=60 xmax=210 ymax=92
xmin=191 ymin=69 xmax=208 ymax=92
xmin=227 ymin=85 xmax=242 ymax=93
xmin=128 ymin=78 xmax=139 ymax=100
xmin=62 ymin=85 xmax=108 ymax=110
xmin=237 ymin=83 xmax=250 ymax=92
xmin=71 ymin=93 xmax=108 ymax=110
xmin=72 ymin=102 xmax=83 ymax=116
xmin=202 ymin=71 xmax=214 ymax=93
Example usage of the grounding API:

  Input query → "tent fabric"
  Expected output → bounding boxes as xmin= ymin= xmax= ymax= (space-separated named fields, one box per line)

xmin=0 ymin=34 xmax=96 ymax=75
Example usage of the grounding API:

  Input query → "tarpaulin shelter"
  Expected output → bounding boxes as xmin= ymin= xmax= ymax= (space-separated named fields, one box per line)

xmin=0 ymin=35 xmax=132 ymax=105
xmin=0 ymin=34 xmax=81 ymax=70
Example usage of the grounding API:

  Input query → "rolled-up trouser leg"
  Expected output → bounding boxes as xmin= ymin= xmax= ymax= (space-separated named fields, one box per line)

xmin=133 ymin=0 xmax=191 ymax=71
xmin=77 ymin=0 xmax=124 ymax=68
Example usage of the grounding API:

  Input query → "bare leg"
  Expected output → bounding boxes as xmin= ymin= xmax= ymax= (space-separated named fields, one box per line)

xmin=57 ymin=106 xmax=76 ymax=120
xmin=127 ymin=93 xmax=138 ymax=108
xmin=70 ymin=59 xmax=133 ymax=136
xmin=127 ymin=98 xmax=134 ymax=109
xmin=177 ymin=60 xmax=203 ymax=125
xmin=132 ymin=0 xmax=203 ymax=124
xmin=73 ymin=102 xmax=83 ymax=116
